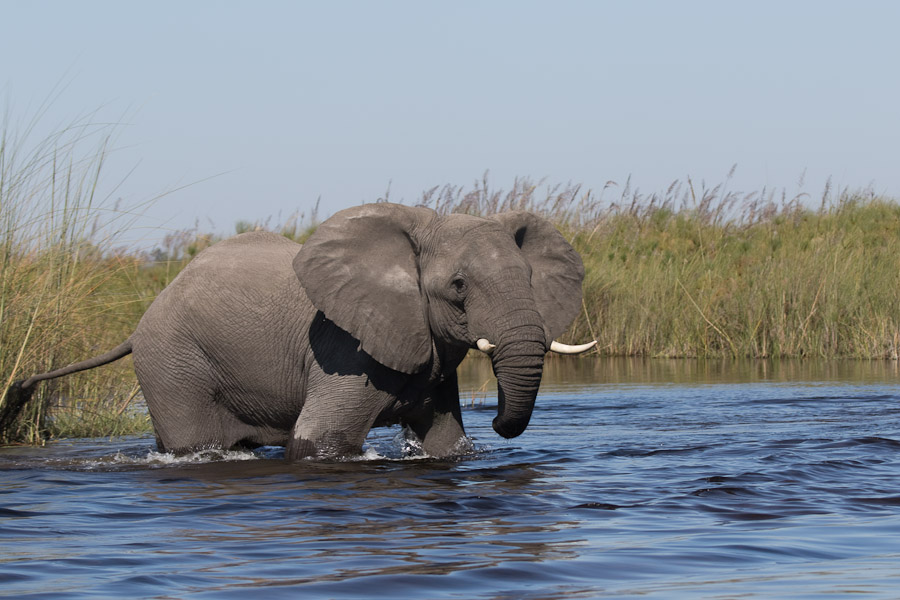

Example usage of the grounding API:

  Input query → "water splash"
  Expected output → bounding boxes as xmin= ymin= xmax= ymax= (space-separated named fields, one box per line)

xmin=78 ymin=447 xmax=263 ymax=470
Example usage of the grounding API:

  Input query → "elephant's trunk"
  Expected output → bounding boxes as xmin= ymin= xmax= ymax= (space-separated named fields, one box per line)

xmin=490 ymin=327 xmax=546 ymax=439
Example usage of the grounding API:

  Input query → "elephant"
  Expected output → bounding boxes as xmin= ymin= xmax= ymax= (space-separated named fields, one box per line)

xmin=6 ymin=203 xmax=595 ymax=459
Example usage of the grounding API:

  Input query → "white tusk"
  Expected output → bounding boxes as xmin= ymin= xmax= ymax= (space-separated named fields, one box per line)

xmin=476 ymin=338 xmax=497 ymax=354
xmin=550 ymin=340 xmax=598 ymax=355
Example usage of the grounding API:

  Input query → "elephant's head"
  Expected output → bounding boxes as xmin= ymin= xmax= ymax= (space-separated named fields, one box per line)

xmin=292 ymin=202 xmax=587 ymax=440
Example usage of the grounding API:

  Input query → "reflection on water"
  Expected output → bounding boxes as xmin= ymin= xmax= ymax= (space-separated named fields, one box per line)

xmin=3 ymin=358 xmax=900 ymax=599
xmin=460 ymin=355 xmax=900 ymax=392
xmin=140 ymin=458 xmax=581 ymax=585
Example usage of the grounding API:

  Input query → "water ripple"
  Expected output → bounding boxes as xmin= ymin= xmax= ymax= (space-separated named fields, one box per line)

xmin=3 ymin=376 xmax=900 ymax=598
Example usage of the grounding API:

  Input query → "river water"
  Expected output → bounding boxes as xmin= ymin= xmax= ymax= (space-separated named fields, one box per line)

xmin=2 ymin=357 xmax=900 ymax=598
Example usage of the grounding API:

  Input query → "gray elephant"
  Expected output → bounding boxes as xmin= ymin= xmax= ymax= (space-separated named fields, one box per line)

xmin=7 ymin=203 xmax=595 ymax=459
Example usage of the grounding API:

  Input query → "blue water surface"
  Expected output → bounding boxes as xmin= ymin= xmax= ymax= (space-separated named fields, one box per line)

xmin=2 ymin=358 xmax=900 ymax=598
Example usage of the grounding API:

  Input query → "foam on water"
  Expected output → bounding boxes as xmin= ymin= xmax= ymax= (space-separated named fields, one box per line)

xmin=356 ymin=426 xmax=476 ymax=461
xmin=32 ymin=426 xmax=481 ymax=470
xmin=113 ymin=447 xmax=262 ymax=466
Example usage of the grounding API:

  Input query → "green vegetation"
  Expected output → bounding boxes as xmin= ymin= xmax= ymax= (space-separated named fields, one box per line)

xmin=0 ymin=110 xmax=160 ymax=443
xmin=2 ymin=114 xmax=898 ymax=443
xmin=572 ymin=193 xmax=900 ymax=360
xmin=431 ymin=175 xmax=900 ymax=360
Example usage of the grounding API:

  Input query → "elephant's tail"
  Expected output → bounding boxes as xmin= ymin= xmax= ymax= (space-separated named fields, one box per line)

xmin=0 ymin=339 xmax=135 ymax=435
xmin=16 ymin=339 xmax=134 ymax=390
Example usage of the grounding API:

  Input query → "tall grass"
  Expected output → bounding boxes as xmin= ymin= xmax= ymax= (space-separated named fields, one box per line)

xmin=0 ymin=110 xmax=151 ymax=443
xmin=579 ymin=194 xmax=900 ymax=359
xmin=430 ymin=172 xmax=900 ymax=359
xmin=3 ymin=145 xmax=899 ymax=443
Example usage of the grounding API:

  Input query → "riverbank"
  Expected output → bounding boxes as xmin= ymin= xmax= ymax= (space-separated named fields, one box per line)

xmin=2 ymin=126 xmax=898 ymax=441
xmin=4 ymin=180 xmax=900 ymax=441
xmin=431 ymin=177 xmax=900 ymax=361
xmin=571 ymin=189 xmax=900 ymax=360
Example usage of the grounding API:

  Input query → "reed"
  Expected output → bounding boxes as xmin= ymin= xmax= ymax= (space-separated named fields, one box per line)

xmin=3 ymin=147 xmax=899 ymax=444
xmin=0 ymin=110 xmax=153 ymax=443
xmin=430 ymin=172 xmax=900 ymax=359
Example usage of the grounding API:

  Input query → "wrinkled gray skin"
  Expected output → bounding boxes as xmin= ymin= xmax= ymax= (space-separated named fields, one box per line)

xmin=13 ymin=203 xmax=585 ymax=459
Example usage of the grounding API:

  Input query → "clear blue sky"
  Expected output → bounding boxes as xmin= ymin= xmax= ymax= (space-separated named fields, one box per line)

xmin=3 ymin=1 xmax=898 ymax=247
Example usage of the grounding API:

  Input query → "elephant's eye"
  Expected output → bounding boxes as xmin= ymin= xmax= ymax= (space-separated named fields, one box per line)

xmin=450 ymin=275 xmax=467 ymax=296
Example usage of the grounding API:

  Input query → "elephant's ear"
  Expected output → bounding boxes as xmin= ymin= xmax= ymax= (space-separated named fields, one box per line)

xmin=293 ymin=203 xmax=437 ymax=374
xmin=490 ymin=211 xmax=585 ymax=340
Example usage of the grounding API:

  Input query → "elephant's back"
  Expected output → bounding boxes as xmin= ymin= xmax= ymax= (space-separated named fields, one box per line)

xmin=187 ymin=230 xmax=301 ymax=272
xmin=144 ymin=231 xmax=304 ymax=318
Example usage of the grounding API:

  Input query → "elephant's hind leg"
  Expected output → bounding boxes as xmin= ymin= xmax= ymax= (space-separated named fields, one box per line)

xmin=145 ymin=386 xmax=247 ymax=453
xmin=136 ymin=350 xmax=254 ymax=453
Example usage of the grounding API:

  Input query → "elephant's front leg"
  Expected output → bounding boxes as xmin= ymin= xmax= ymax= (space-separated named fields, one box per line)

xmin=403 ymin=373 xmax=469 ymax=458
xmin=286 ymin=377 xmax=395 ymax=460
